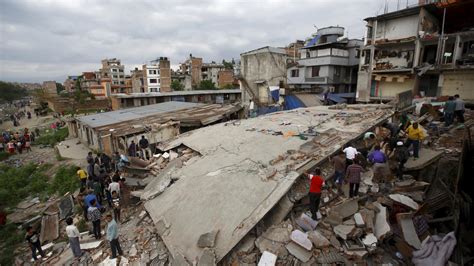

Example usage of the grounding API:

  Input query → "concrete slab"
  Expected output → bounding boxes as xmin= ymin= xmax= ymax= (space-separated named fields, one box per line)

xmin=373 ymin=202 xmax=390 ymax=240
xmin=40 ymin=214 xmax=59 ymax=243
xmin=286 ymin=242 xmax=312 ymax=262
xmin=295 ymin=213 xmax=318 ymax=232
xmin=397 ymin=213 xmax=421 ymax=249
xmin=59 ymin=195 xmax=75 ymax=220
xmin=80 ymin=240 xmax=103 ymax=250
xmin=404 ymin=148 xmax=443 ymax=171
xmin=329 ymin=199 xmax=359 ymax=219
xmin=389 ymin=194 xmax=419 ymax=210
xmin=333 ymin=225 xmax=355 ymax=240
xmin=290 ymin=230 xmax=312 ymax=251
xmin=258 ymin=251 xmax=277 ymax=266
xmin=144 ymin=105 xmax=392 ymax=262
xmin=57 ymin=138 xmax=91 ymax=160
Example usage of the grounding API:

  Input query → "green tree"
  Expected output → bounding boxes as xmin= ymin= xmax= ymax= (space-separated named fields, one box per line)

xmin=171 ymin=80 xmax=185 ymax=91
xmin=56 ymin=82 xmax=65 ymax=94
xmin=222 ymin=60 xmax=234 ymax=70
xmin=222 ymin=84 xmax=236 ymax=90
xmin=197 ymin=80 xmax=217 ymax=90
xmin=0 ymin=81 xmax=27 ymax=103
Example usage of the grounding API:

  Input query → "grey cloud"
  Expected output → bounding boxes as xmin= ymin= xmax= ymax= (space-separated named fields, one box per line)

xmin=0 ymin=0 xmax=419 ymax=82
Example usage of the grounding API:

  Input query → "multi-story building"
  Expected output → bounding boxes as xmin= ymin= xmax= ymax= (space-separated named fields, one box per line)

xmin=240 ymin=46 xmax=287 ymax=107
xmin=81 ymin=72 xmax=106 ymax=97
xmin=357 ymin=0 xmax=474 ymax=102
xmin=99 ymin=58 xmax=126 ymax=94
xmin=142 ymin=57 xmax=172 ymax=93
xmin=180 ymin=54 xmax=203 ymax=89
xmin=130 ymin=68 xmax=145 ymax=93
xmin=64 ymin=76 xmax=80 ymax=92
xmin=287 ymin=27 xmax=363 ymax=93
xmin=42 ymin=81 xmax=57 ymax=95
xmin=178 ymin=55 xmax=237 ymax=90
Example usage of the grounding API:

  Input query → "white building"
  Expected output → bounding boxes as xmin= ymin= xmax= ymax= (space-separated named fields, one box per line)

xmin=144 ymin=64 xmax=161 ymax=92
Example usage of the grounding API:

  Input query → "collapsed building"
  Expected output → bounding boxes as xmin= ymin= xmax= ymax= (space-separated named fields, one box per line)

xmin=66 ymin=101 xmax=242 ymax=155
xmin=357 ymin=0 xmax=474 ymax=103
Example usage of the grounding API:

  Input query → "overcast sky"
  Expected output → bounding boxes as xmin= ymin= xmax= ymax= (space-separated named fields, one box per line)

xmin=0 ymin=0 xmax=418 ymax=83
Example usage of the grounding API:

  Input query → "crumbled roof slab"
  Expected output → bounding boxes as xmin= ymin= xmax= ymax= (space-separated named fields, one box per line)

xmin=144 ymin=105 xmax=392 ymax=262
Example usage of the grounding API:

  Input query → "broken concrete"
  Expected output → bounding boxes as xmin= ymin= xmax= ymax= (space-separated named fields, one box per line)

xmin=286 ymin=242 xmax=312 ymax=262
xmin=397 ymin=213 xmax=422 ymax=249
xmin=308 ymin=230 xmax=330 ymax=248
xmin=373 ymin=202 xmax=390 ymax=240
xmin=295 ymin=213 xmax=317 ymax=232
xmin=258 ymin=251 xmax=277 ymax=266
xmin=290 ymin=230 xmax=312 ymax=251
xmin=389 ymin=194 xmax=419 ymax=210
xmin=197 ymin=230 xmax=219 ymax=248
xmin=59 ymin=194 xmax=75 ymax=220
xmin=404 ymin=149 xmax=444 ymax=171
xmin=40 ymin=214 xmax=59 ymax=243
xmin=255 ymin=222 xmax=292 ymax=257
xmin=354 ymin=213 xmax=365 ymax=228
xmin=333 ymin=224 xmax=355 ymax=240
xmin=329 ymin=198 xmax=359 ymax=219
xmin=197 ymin=248 xmax=216 ymax=266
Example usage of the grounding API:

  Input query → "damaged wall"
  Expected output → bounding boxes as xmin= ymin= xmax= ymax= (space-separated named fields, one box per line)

xmin=439 ymin=71 xmax=474 ymax=101
xmin=375 ymin=14 xmax=419 ymax=41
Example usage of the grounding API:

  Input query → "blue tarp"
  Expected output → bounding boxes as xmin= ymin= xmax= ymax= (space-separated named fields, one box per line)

xmin=326 ymin=92 xmax=356 ymax=104
xmin=304 ymin=35 xmax=321 ymax=48
xmin=270 ymin=88 xmax=280 ymax=102
xmin=257 ymin=106 xmax=281 ymax=116
xmin=284 ymin=95 xmax=305 ymax=110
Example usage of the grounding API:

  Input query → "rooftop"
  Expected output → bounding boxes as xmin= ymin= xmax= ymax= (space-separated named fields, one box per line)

xmin=111 ymin=89 xmax=241 ymax=98
xmin=76 ymin=101 xmax=202 ymax=128
xmin=240 ymin=46 xmax=287 ymax=56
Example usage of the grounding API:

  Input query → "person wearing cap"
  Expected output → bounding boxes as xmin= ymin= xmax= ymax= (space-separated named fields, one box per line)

xmin=395 ymin=141 xmax=410 ymax=178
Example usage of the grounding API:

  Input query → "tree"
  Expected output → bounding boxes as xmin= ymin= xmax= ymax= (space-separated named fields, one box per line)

xmin=0 ymin=81 xmax=27 ymax=103
xmin=171 ymin=80 xmax=185 ymax=91
xmin=56 ymin=82 xmax=65 ymax=94
xmin=197 ymin=80 xmax=216 ymax=90
xmin=222 ymin=84 xmax=236 ymax=90
xmin=74 ymin=76 xmax=83 ymax=91
xmin=222 ymin=59 xmax=234 ymax=70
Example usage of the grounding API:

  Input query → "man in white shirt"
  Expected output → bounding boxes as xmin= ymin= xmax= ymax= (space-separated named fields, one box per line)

xmin=108 ymin=179 xmax=121 ymax=196
xmin=343 ymin=144 xmax=359 ymax=166
xmin=65 ymin=217 xmax=82 ymax=258
xmin=454 ymin=94 xmax=465 ymax=123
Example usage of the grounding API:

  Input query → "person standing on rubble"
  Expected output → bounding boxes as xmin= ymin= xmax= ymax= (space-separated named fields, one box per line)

xmin=368 ymin=145 xmax=388 ymax=183
xmin=307 ymin=168 xmax=324 ymax=220
xmin=345 ymin=159 xmax=364 ymax=198
xmin=343 ymin=143 xmax=359 ymax=167
xmin=87 ymin=199 xmax=102 ymax=240
xmin=444 ymin=96 xmax=456 ymax=127
xmin=66 ymin=217 xmax=83 ymax=258
xmin=25 ymin=225 xmax=45 ymax=262
xmin=139 ymin=135 xmax=150 ymax=160
xmin=128 ymin=141 xmax=137 ymax=157
xmin=405 ymin=122 xmax=425 ymax=160
xmin=395 ymin=141 xmax=410 ymax=179
xmin=331 ymin=151 xmax=346 ymax=187
xmin=454 ymin=94 xmax=465 ymax=124
xmin=105 ymin=214 xmax=123 ymax=259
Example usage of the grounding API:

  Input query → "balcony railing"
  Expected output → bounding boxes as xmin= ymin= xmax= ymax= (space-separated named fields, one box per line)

xmin=305 ymin=77 xmax=327 ymax=83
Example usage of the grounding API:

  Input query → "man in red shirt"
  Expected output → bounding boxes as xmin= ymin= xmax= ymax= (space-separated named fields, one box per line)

xmin=307 ymin=168 xmax=324 ymax=220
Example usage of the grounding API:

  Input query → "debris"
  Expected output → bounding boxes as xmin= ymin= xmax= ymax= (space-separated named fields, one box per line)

xmin=197 ymin=230 xmax=219 ymax=248
xmin=412 ymin=232 xmax=457 ymax=266
xmin=308 ymin=230 xmax=330 ymax=248
xmin=333 ymin=224 xmax=355 ymax=240
xmin=40 ymin=213 xmax=59 ymax=243
xmin=59 ymin=194 xmax=75 ymax=220
xmin=329 ymin=198 xmax=359 ymax=219
xmin=80 ymin=240 xmax=103 ymax=250
xmin=397 ymin=213 xmax=422 ymax=249
xmin=389 ymin=194 xmax=419 ymax=210
xmin=362 ymin=233 xmax=377 ymax=249
xmin=295 ymin=213 xmax=317 ymax=232
xmin=255 ymin=223 xmax=292 ymax=257
xmin=197 ymin=248 xmax=216 ymax=266
xmin=290 ymin=230 xmax=313 ymax=251
xmin=286 ymin=242 xmax=312 ymax=262
xmin=315 ymin=249 xmax=345 ymax=264
xmin=353 ymin=212 xmax=365 ymax=228
xmin=258 ymin=251 xmax=277 ymax=266
xmin=129 ymin=244 xmax=138 ymax=257
xmin=373 ymin=202 xmax=390 ymax=240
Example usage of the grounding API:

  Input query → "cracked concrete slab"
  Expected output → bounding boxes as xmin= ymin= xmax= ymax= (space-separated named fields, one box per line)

xmin=144 ymin=105 xmax=392 ymax=262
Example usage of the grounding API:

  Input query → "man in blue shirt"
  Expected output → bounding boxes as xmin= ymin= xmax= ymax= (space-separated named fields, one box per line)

xmin=368 ymin=145 xmax=388 ymax=182
xmin=106 ymin=214 xmax=123 ymax=259
xmin=84 ymin=190 xmax=102 ymax=209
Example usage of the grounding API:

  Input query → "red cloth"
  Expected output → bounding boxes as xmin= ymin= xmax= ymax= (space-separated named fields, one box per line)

xmin=309 ymin=175 xmax=324 ymax=193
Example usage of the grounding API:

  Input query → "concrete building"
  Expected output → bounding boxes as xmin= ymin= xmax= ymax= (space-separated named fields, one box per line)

xmin=142 ymin=57 xmax=172 ymax=93
xmin=110 ymin=89 xmax=241 ymax=110
xmin=287 ymin=27 xmax=362 ymax=93
xmin=81 ymin=72 xmax=108 ymax=97
xmin=63 ymin=76 xmax=79 ymax=92
xmin=217 ymin=69 xmax=235 ymax=88
xmin=178 ymin=55 xmax=237 ymax=90
xmin=357 ymin=1 xmax=474 ymax=102
xmin=180 ymin=54 xmax=203 ymax=89
xmin=42 ymin=81 xmax=58 ymax=95
xmin=100 ymin=58 xmax=126 ymax=94
xmin=130 ymin=68 xmax=145 ymax=93
xmin=201 ymin=62 xmax=225 ymax=86
xmin=68 ymin=101 xmax=242 ymax=154
xmin=240 ymin=46 xmax=288 ymax=108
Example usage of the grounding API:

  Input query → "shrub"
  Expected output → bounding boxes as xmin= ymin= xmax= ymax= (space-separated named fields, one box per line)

xmin=0 ymin=152 xmax=11 ymax=161
xmin=0 ymin=223 xmax=23 ymax=265
xmin=49 ymin=165 xmax=79 ymax=196
xmin=35 ymin=127 xmax=69 ymax=146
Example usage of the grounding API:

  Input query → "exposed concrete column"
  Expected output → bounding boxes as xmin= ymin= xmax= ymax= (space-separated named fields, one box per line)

xmin=452 ymin=34 xmax=462 ymax=68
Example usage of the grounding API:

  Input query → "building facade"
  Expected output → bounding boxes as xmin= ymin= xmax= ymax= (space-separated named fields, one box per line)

xmin=240 ymin=46 xmax=287 ymax=107
xmin=100 ymin=58 xmax=126 ymax=94
xmin=357 ymin=1 xmax=474 ymax=102
xmin=141 ymin=57 xmax=172 ymax=93
xmin=287 ymin=27 xmax=362 ymax=93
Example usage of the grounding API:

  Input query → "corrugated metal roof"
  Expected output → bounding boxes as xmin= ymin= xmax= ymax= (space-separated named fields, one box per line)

xmin=112 ymin=89 xmax=241 ymax=98
xmin=77 ymin=101 xmax=203 ymax=128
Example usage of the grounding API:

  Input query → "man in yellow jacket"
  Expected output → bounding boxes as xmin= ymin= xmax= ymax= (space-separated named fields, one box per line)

xmin=405 ymin=122 xmax=424 ymax=159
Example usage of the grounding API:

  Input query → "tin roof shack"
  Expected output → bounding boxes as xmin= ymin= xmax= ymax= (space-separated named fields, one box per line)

xmin=143 ymin=104 xmax=393 ymax=264
xmin=68 ymin=101 xmax=242 ymax=154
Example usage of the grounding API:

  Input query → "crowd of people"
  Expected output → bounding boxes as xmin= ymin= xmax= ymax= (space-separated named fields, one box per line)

xmin=304 ymin=104 xmax=461 ymax=221
xmin=0 ymin=128 xmax=39 ymax=154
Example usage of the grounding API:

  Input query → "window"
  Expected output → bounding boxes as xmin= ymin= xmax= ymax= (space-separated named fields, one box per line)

xmin=291 ymin=69 xmax=299 ymax=77
xmin=112 ymin=69 xmax=118 ymax=72
xmin=113 ymin=81 xmax=119 ymax=85
xmin=311 ymin=66 xmax=320 ymax=77
xmin=112 ymin=75 xmax=118 ymax=79
xmin=119 ymin=75 xmax=124 ymax=78
xmin=150 ymin=88 xmax=159 ymax=92
xmin=120 ymin=81 xmax=125 ymax=85
xmin=334 ymin=66 xmax=341 ymax=76
xmin=149 ymin=78 xmax=158 ymax=84
xmin=148 ymin=70 xmax=157 ymax=75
